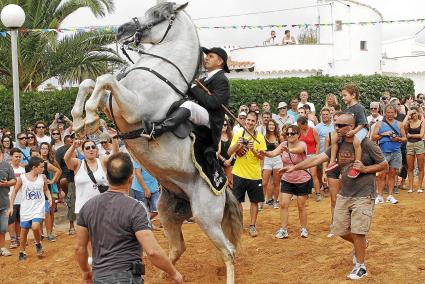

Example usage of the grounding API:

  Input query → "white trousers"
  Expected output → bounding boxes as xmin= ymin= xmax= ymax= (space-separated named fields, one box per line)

xmin=180 ymin=101 xmax=210 ymax=128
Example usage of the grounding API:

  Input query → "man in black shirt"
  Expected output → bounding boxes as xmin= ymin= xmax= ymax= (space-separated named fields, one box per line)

xmin=75 ymin=152 xmax=182 ymax=284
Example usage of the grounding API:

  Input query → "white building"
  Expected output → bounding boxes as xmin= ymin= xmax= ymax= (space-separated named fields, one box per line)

xmin=226 ymin=0 xmax=425 ymax=93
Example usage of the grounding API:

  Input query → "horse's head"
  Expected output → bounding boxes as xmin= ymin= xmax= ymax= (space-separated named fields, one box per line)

xmin=117 ymin=2 xmax=188 ymax=46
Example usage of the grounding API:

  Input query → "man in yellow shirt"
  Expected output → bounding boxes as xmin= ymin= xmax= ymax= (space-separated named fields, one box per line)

xmin=228 ymin=111 xmax=267 ymax=237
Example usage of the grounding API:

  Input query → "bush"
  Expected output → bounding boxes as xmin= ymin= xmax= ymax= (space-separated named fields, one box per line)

xmin=229 ymin=75 xmax=414 ymax=114
xmin=0 ymin=88 xmax=78 ymax=133
xmin=0 ymin=75 xmax=414 ymax=134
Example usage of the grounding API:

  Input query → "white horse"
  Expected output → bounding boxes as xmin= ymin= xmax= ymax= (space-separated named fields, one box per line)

xmin=71 ymin=2 xmax=242 ymax=283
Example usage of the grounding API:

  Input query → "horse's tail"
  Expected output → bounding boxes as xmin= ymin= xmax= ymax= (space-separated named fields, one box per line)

xmin=221 ymin=189 xmax=243 ymax=250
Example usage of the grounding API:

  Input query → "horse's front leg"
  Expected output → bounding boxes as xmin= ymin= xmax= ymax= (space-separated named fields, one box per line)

xmin=71 ymin=79 xmax=95 ymax=137
xmin=84 ymin=74 xmax=143 ymax=134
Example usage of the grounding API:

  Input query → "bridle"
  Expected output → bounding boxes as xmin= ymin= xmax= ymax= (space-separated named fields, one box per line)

xmin=132 ymin=13 xmax=175 ymax=46
xmin=110 ymin=10 xmax=203 ymax=139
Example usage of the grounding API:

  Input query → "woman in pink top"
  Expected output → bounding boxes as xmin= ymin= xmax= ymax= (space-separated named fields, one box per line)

xmin=261 ymin=125 xmax=311 ymax=239
xmin=297 ymin=116 xmax=321 ymax=201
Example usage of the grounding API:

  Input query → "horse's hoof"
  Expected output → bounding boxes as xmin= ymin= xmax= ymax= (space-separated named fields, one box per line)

xmin=73 ymin=124 xmax=86 ymax=137
xmin=85 ymin=116 xmax=100 ymax=135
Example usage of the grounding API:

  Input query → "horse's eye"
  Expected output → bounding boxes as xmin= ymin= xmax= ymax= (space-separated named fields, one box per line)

xmin=153 ymin=11 xmax=159 ymax=18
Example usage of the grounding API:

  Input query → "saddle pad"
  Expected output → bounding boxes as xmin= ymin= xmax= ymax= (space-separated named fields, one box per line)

xmin=189 ymin=129 xmax=227 ymax=195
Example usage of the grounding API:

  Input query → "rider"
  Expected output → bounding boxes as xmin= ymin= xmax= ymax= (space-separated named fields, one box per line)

xmin=144 ymin=47 xmax=230 ymax=153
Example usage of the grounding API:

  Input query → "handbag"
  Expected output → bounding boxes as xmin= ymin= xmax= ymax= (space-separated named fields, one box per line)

xmin=84 ymin=159 xmax=108 ymax=193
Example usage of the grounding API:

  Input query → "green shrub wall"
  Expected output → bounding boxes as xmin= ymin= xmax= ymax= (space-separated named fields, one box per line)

xmin=0 ymin=75 xmax=414 ymax=133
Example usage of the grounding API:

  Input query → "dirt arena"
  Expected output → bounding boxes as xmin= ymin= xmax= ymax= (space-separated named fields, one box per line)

xmin=1 ymin=189 xmax=425 ymax=283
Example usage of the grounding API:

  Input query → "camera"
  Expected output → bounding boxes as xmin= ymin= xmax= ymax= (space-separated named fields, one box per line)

xmin=391 ymin=133 xmax=398 ymax=138
xmin=241 ymin=138 xmax=250 ymax=146
xmin=58 ymin=113 xmax=64 ymax=120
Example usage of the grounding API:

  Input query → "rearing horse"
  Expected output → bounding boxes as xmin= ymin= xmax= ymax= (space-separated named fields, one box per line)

xmin=70 ymin=2 xmax=242 ymax=283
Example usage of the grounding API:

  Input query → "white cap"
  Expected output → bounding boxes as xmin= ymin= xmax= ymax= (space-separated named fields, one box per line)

xmin=278 ymin=102 xmax=288 ymax=109
xmin=238 ymin=111 xmax=247 ymax=117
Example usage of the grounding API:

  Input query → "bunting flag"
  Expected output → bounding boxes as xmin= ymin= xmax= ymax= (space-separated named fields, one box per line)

xmin=0 ymin=18 xmax=424 ymax=36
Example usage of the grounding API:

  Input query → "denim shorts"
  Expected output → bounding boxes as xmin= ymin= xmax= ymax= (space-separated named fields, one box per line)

xmin=44 ymin=200 xmax=50 ymax=213
xmin=355 ymin=128 xmax=368 ymax=142
xmin=132 ymin=189 xmax=160 ymax=213
xmin=383 ymin=151 xmax=402 ymax=170
xmin=93 ymin=271 xmax=143 ymax=284
xmin=0 ymin=208 xmax=8 ymax=234
xmin=263 ymin=156 xmax=283 ymax=170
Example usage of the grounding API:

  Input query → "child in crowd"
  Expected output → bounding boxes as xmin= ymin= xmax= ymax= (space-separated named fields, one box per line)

xmin=8 ymin=156 xmax=52 ymax=261
xmin=325 ymin=85 xmax=369 ymax=178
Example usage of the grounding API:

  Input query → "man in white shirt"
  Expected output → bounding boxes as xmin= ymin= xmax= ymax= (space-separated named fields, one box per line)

xmin=256 ymin=112 xmax=271 ymax=136
xmin=273 ymin=102 xmax=294 ymax=131
xmin=298 ymin=91 xmax=316 ymax=115
xmin=367 ymin=102 xmax=383 ymax=138
xmin=34 ymin=121 xmax=51 ymax=145
xmin=233 ymin=112 xmax=247 ymax=133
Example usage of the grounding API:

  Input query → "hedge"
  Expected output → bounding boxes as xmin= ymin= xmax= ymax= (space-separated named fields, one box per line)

xmin=0 ymin=75 xmax=414 ymax=134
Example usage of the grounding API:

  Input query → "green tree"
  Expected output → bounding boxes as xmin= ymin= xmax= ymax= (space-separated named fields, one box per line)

xmin=0 ymin=0 xmax=124 ymax=91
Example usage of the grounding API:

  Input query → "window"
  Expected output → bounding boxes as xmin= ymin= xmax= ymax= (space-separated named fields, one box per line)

xmin=335 ymin=20 xmax=342 ymax=31
xmin=360 ymin=41 xmax=368 ymax=51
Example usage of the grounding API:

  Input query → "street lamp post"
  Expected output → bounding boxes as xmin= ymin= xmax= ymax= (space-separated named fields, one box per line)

xmin=1 ymin=4 xmax=25 ymax=139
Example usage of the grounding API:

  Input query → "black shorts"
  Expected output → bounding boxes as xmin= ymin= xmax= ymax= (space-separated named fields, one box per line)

xmin=326 ymin=169 xmax=341 ymax=179
xmin=8 ymin=204 xmax=20 ymax=225
xmin=233 ymin=175 xmax=264 ymax=203
xmin=281 ymin=180 xmax=311 ymax=196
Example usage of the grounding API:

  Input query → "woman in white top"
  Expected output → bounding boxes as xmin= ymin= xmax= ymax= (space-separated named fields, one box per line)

xmin=64 ymin=139 xmax=108 ymax=214
xmin=9 ymin=156 xmax=52 ymax=261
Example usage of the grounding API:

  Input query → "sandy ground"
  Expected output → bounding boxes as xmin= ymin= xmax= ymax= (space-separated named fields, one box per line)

xmin=1 ymin=189 xmax=425 ymax=284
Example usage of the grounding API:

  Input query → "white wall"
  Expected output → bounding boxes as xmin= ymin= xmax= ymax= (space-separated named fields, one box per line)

xmin=318 ymin=0 xmax=383 ymax=75
xmin=229 ymin=44 xmax=333 ymax=73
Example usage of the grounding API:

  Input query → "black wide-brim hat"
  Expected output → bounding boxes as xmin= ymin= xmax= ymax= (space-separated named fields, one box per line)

xmin=202 ymin=47 xmax=230 ymax=73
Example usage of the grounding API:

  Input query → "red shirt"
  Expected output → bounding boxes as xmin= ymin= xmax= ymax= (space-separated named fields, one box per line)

xmin=299 ymin=127 xmax=316 ymax=154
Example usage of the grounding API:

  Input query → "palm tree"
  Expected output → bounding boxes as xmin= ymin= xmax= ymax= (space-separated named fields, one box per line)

xmin=0 ymin=0 xmax=125 ymax=91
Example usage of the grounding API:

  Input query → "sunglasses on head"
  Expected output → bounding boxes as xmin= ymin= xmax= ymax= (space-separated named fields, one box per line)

xmin=335 ymin=123 xmax=350 ymax=128
xmin=84 ymin=145 xmax=97 ymax=150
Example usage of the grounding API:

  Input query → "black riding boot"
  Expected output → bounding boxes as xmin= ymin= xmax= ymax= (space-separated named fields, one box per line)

xmin=143 ymin=107 xmax=191 ymax=139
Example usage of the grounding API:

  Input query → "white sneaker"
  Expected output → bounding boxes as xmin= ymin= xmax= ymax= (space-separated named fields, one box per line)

xmin=275 ymin=228 xmax=289 ymax=239
xmin=418 ymin=189 xmax=424 ymax=193
xmin=327 ymin=232 xmax=335 ymax=238
xmin=300 ymin=227 xmax=308 ymax=238
xmin=347 ymin=264 xmax=368 ymax=280
xmin=374 ymin=195 xmax=384 ymax=205
xmin=386 ymin=195 xmax=398 ymax=204
xmin=0 ymin=248 xmax=12 ymax=256
xmin=408 ymin=189 xmax=413 ymax=193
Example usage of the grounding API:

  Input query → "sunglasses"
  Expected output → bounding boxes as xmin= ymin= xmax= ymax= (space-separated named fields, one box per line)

xmin=40 ymin=148 xmax=49 ymax=151
xmin=27 ymin=136 xmax=35 ymax=139
xmin=52 ymin=132 xmax=60 ymax=135
xmin=223 ymin=123 xmax=228 ymax=126
xmin=18 ymin=137 xmax=27 ymax=140
xmin=370 ymin=107 xmax=378 ymax=110
xmin=335 ymin=123 xmax=350 ymax=128
xmin=36 ymin=126 xmax=45 ymax=129
xmin=285 ymin=132 xmax=298 ymax=136
xmin=279 ymin=107 xmax=287 ymax=110
xmin=84 ymin=145 xmax=97 ymax=150
xmin=381 ymin=97 xmax=389 ymax=101
xmin=100 ymin=141 xmax=109 ymax=144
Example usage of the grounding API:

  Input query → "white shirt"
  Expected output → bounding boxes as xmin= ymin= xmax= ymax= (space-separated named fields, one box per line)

xmin=9 ymin=166 xmax=25 ymax=205
xmin=298 ymin=102 xmax=316 ymax=112
xmin=205 ymin=69 xmax=222 ymax=81
xmin=36 ymin=135 xmax=51 ymax=145
xmin=19 ymin=174 xmax=45 ymax=222
xmin=273 ymin=114 xmax=295 ymax=130
xmin=74 ymin=158 xmax=107 ymax=214
xmin=367 ymin=114 xmax=383 ymax=138
xmin=233 ymin=124 xmax=243 ymax=133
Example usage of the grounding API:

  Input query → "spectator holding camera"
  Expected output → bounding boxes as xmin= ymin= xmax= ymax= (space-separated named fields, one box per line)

xmin=372 ymin=104 xmax=407 ymax=204
xmin=50 ymin=113 xmax=73 ymax=140
xmin=228 ymin=111 xmax=266 ymax=237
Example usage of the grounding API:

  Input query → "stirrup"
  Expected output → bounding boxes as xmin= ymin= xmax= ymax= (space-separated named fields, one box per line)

xmin=140 ymin=123 xmax=156 ymax=140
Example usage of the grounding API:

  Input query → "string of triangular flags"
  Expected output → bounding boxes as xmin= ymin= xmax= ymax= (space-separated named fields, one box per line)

xmin=0 ymin=18 xmax=424 ymax=36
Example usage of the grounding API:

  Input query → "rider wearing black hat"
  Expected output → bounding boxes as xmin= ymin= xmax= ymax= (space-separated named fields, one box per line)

xmin=144 ymin=46 xmax=230 ymax=152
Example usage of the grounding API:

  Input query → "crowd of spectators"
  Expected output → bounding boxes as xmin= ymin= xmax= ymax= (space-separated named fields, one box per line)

xmin=0 ymin=87 xmax=424 ymax=280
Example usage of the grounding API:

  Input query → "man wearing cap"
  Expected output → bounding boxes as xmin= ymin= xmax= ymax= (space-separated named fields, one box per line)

xmin=273 ymin=102 xmax=294 ymax=131
xmin=233 ymin=111 xmax=247 ymax=134
xmin=145 ymin=47 xmax=230 ymax=153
